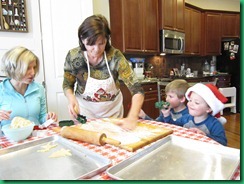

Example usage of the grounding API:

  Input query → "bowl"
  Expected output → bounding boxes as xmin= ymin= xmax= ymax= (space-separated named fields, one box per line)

xmin=2 ymin=123 xmax=35 ymax=142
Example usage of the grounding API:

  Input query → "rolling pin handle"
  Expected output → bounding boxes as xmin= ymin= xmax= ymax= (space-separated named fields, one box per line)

xmin=102 ymin=137 xmax=121 ymax=147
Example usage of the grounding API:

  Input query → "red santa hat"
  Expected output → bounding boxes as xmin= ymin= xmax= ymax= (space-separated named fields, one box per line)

xmin=185 ymin=83 xmax=228 ymax=116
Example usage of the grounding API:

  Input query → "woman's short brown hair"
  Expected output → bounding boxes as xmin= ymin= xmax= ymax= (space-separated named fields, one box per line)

xmin=78 ymin=14 xmax=111 ymax=52
xmin=1 ymin=46 xmax=40 ymax=81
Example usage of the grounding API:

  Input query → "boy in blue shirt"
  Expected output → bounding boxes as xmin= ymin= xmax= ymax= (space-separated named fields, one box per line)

xmin=140 ymin=79 xmax=190 ymax=124
xmin=163 ymin=83 xmax=228 ymax=146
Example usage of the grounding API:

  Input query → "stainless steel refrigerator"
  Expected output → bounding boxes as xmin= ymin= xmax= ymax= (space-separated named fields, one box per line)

xmin=216 ymin=37 xmax=240 ymax=113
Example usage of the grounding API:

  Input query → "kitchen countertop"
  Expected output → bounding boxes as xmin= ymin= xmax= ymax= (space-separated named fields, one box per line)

xmin=136 ymin=73 xmax=230 ymax=84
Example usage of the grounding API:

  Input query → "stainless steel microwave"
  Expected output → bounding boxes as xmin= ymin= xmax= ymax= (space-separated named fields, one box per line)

xmin=160 ymin=29 xmax=185 ymax=54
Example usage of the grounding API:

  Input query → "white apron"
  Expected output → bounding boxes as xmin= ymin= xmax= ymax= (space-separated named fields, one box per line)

xmin=76 ymin=51 xmax=123 ymax=118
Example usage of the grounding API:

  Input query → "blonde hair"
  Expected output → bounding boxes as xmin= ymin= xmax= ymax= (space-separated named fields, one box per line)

xmin=165 ymin=79 xmax=190 ymax=98
xmin=1 ymin=46 xmax=40 ymax=81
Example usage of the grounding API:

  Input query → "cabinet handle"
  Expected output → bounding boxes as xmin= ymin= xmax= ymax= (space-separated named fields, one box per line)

xmin=149 ymin=88 xmax=152 ymax=91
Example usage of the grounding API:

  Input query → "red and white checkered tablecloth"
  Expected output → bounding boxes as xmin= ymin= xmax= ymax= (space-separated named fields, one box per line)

xmin=0 ymin=119 xmax=240 ymax=180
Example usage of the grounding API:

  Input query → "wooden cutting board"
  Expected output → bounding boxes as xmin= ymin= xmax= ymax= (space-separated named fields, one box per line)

xmin=117 ymin=122 xmax=173 ymax=152
xmin=53 ymin=119 xmax=173 ymax=152
xmin=79 ymin=119 xmax=173 ymax=152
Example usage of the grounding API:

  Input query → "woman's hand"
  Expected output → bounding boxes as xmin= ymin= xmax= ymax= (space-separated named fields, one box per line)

xmin=47 ymin=112 xmax=58 ymax=122
xmin=65 ymin=89 xmax=79 ymax=120
xmin=115 ymin=117 xmax=138 ymax=131
xmin=68 ymin=102 xmax=80 ymax=120
xmin=0 ymin=110 xmax=12 ymax=121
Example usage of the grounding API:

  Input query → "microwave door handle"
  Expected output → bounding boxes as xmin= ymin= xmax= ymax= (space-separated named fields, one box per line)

xmin=180 ymin=38 xmax=184 ymax=50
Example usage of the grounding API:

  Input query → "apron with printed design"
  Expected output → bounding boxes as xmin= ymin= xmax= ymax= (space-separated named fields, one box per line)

xmin=76 ymin=51 xmax=123 ymax=118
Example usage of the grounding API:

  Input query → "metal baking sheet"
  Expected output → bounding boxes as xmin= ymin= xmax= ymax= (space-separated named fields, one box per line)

xmin=107 ymin=135 xmax=240 ymax=180
xmin=0 ymin=135 xmax=111 ymax=180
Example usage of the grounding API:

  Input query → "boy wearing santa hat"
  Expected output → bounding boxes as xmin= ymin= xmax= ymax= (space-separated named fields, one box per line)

xmin=163 ymin=83 xmax=228 ymax=146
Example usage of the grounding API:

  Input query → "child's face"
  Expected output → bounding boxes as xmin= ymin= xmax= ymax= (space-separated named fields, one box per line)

xmin=187 ymin=92 xmax=212 ymax=117
xmin=165 ymin=91 xmax=184 ymax=109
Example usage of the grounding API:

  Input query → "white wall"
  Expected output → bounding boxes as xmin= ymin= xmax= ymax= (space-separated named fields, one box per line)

xmin=185 ymin=0 xmax=240 ymax=12
xmin=93 ymin=0 xmax=110 ymax=24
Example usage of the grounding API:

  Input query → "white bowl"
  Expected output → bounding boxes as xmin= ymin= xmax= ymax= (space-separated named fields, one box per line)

xmin=2 ymin=123 xmax=34 ymax=142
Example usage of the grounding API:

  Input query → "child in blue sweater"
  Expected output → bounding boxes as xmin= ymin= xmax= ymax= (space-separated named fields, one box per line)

xmin=140 ymin=79 xmax=190 ymax=124
xmin=163 ymin=83 xmax=228 ymax=146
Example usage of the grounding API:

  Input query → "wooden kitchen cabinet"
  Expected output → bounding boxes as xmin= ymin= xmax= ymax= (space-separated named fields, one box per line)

xmin=216 ymin=75 xmax=231 ymax=88
xmin=119 ymin=82 xmax=132 ymax=118
xmin=159 ymin=0 xmax=185 ymax=32
xmin=201 ymin=11 xmax=222 ymax=55
xmin=221 ymin=13 xmax=240 ymax=38
xmin=141 ymin=83 xmax=159 ymax=119
xmin=120 ymin=82 xmax=159 ymax=119
xmin=109 ymin=0 xmax=159 ymax=54
xmin=184 ymin=6 xmax=201 ymax=55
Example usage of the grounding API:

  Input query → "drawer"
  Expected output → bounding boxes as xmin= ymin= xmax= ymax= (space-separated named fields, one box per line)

xmin=142 ymin=83 xmax=157 ymax=92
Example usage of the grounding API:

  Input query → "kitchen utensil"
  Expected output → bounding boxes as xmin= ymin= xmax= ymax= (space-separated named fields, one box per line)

xmin=60 ymin=126 xmax=121 ymax=147
xmin=0 ymin=135 xmax=111 ymax=180
xmin=2 ymin=16 xmax=9 ymax=30
xmin=107 ymin=135 xmax=240 ymax=180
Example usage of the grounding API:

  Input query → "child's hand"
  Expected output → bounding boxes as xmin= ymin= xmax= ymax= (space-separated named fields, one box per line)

xmin=161 ymin=108 xmax=171 ymax=117
xmin=188 ymin=128 xmax=206 ymax=135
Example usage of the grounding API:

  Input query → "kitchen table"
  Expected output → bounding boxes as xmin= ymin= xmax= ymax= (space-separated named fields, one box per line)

xmin=0 ymin=119 xmax=240 ymax=180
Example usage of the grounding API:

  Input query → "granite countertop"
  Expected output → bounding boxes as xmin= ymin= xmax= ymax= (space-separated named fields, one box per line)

xmin=120 ymin=73 xmax=230 ymax=85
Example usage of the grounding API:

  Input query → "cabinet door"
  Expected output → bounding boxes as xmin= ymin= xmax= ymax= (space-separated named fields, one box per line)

xmin=142 ymin=83 xmax=159 ymax=119
xmin=123 ymin=0 xmax=143 ymax=52
xmin=120 ymin=83 xmax=132 ymax=118
xmin=109 ymin=0 xmax=159 ymax=54
xmin=185 ymin=6 xmax=201 ymax=55
xmin=216 ymin=75 xmax=231 ymax=88
xmin=142 ymin=0 xmax=159 ymax=53
xmin=190 ymin=8 xmax=201 ymax=54
xmin=160 ymin=0 xmax=174 ymax=30
xmin=175 ymin=0 xmax=185 ymax=32
xmin=184 ymin=7 xmax=191 ymax=53
xmin=202 ymin=12 xmax=221 ymax=55
xmin=159 ymin=0 xmax=185 ymax=32
xmin=221 ymin=13 xmax=240 ymax=38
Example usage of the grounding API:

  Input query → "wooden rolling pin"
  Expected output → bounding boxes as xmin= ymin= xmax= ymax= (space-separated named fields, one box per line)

xmin=59 ymin=126 xmax=121 ymax=146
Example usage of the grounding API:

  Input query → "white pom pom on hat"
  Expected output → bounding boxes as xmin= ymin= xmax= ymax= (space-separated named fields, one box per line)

xmin=185 ymin=83 xmax=228 ymax=116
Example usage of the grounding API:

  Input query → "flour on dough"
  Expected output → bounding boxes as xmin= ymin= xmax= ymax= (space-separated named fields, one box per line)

xmin=81 ymin=119 xmax=157 ymax=145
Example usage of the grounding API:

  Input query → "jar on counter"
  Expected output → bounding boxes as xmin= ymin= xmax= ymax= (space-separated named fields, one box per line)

xmin=203 ymin=60 xmax=210 ymax=75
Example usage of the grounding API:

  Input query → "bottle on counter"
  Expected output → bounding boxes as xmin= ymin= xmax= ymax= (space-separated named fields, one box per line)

xmin=180 ymin=62 xmax=185 ymax=76
xmin=203 ymin=60 xmax=210 ymax=75
xmin=210 ymin=60 xmax=216 ymax=75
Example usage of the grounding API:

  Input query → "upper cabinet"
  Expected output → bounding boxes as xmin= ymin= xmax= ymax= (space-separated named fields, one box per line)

xmin=109 ymin=0 xmax=159 ymax=54
xmin=201 ymin=11 xmax=222 ymax=56
xmin=201 ymin=11 xmax=240 ymax=56
xmin=184 ymin=6 xmax=201 ymax=55
xmin=221 ymin=13 xmax=240 ymax=38
xmin=159 ymin=0 xmax=185 ymax=32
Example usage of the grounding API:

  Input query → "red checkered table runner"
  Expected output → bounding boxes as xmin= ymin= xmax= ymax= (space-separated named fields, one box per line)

xmin=0 ymin=119 xmax=240 ymax=180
